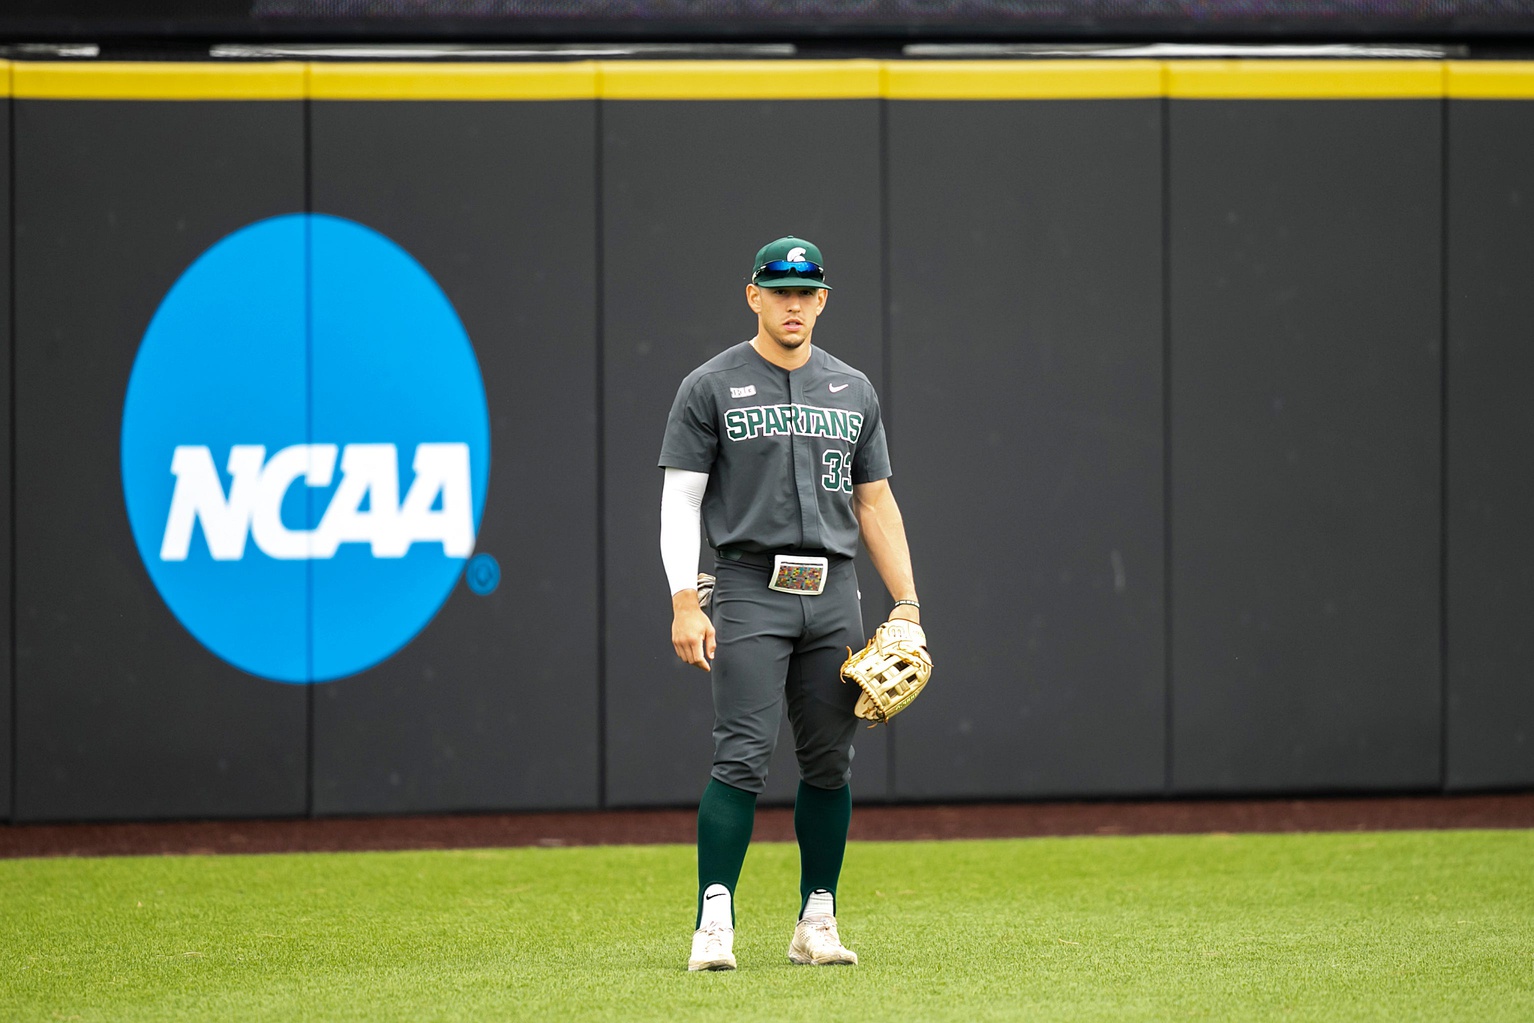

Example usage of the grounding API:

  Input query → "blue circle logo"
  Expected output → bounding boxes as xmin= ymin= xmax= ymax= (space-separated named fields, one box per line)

xmin=121 ymin=214 xmax=491 ymax=683
xmin=466 ymin=553 xmax=501 ymax=596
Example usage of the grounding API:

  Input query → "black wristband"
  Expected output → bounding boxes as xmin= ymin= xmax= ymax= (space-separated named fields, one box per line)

xmin=892 ymin=599 xmax=920 ymax=611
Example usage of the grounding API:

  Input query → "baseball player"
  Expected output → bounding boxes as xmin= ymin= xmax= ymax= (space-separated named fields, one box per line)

xmin=658 ymin=236 xmax=922 ymax=971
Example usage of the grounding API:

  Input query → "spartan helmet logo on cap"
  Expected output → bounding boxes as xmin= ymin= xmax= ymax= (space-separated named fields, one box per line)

xmin=787 ymin=246 xmax=807 ymax=262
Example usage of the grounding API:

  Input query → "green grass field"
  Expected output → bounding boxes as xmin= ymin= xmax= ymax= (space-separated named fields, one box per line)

xmin=2 ymin=830 xmax=1530 ymax=1022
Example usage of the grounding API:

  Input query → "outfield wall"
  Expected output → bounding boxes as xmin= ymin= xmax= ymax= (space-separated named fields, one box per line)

xmin=3 ymin=60 xmax=1532 ymax=822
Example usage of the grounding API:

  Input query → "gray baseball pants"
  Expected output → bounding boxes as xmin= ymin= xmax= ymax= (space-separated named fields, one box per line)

xmin=708 ymin=555 xmax=865 ymax=793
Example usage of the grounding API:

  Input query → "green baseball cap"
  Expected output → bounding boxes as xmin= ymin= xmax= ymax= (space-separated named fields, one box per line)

xmin=750 ymin=236 xmax=831 ymax=290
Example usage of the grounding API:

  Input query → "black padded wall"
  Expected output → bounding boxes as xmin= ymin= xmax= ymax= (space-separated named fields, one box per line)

xmin=1445 ymin=99 xmax=1534 ymax=791
xmin=1168 ymin=99 xmax=1442 ymax=793
xmin=11 ymin=72 xmax=1534 ymax=825
xmin=308 ymin=99 xmax=601 ymax=814
xmin=887 ymin=99 xmax=1167 ymax=800
xmin=601 ymin=99 xmax=889 ymax=807
xmin=12 ymin=98 xmax=309 ymax=821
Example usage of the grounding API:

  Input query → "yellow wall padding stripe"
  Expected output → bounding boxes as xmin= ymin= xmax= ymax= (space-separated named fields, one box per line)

xmin=599 ymin=60 xmax=882 ymax=100
xmin=1167 ymin=60 xmax=1445 ymax=99
xmin=13 ymin=59 xmax=1534 ymax=102
xmin=0 ymin=61 xmax=10 ymax=98
xmin=886 ymin=60 xmax=1163 ymax=100
xmin=311 ymin=61 xmax=597 ymax=100
xmin=1447 ymin=61 xmax=1534 ymax=99
xmin=14 ymin=62 xmax=306 ymax=100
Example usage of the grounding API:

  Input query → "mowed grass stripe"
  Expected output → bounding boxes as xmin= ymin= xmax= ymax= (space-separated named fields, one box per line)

xmin=2 ymin=831 xmax=1530 ymax=1022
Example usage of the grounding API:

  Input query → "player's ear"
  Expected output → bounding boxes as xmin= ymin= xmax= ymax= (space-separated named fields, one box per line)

xmin=746 ymin=283 xmax=763 ymax=313
xmin=815 ymin=288 xmax=828 ymax=312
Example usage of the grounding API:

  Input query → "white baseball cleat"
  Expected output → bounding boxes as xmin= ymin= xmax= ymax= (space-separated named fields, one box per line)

xmin=688 ymin=921 xmax=737 ymax=971
xmin=787 ymin=914 xmax=858 ymax=966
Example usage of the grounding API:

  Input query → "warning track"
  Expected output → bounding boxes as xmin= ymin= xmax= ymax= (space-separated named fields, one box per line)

xmin=2 ymin=792 xmax=1531 ymax=858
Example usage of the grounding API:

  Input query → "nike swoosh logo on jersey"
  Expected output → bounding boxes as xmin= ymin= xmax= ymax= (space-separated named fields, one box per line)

xmin=829 ymin=382 xmax=850 ymax=393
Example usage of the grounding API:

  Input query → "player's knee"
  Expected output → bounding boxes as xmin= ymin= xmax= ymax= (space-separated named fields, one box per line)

xmin=710 ymin=760 xmax=769 ymax=794
xmin=797 ymin=745 xmax=853 ymax=789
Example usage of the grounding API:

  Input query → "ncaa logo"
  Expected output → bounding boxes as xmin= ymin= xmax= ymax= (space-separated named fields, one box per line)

xmin=120 ymin=214 xmax=491 ymax=684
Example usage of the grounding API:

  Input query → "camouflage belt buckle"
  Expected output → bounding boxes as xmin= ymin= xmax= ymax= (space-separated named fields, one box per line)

xmin=767 ymin=555 xmax=828 ymax=596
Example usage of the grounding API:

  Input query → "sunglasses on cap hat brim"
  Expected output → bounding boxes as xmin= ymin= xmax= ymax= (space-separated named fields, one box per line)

xmin=752 ymin=259 xmax=825 ymax=282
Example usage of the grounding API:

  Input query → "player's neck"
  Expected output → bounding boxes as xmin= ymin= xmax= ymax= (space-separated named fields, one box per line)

xmin=750 ymin=332 xmax=813 ymax=372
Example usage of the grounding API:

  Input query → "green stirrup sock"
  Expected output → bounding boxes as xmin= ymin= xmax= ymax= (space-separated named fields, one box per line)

xmin=696 ymin=779 xmax=757 ymax=928
xmin=794 ymin=780 xmax=852 ymax=916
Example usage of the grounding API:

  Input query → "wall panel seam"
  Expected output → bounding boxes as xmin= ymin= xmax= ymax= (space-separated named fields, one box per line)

xmin=6 ymin=67 xmax=14 ymax=822
xmin=878 ymin=95 xmax=896 ymax=798
xmin=595 ymin=98 xmax=607 ymax=810
xmin=303 ymin=68 xmax=316 ymax=816
xmin=1161 ymin=92 xmax=1174 ymax=796
xmin=1438 ymin=93 xmax=1450 ymax=792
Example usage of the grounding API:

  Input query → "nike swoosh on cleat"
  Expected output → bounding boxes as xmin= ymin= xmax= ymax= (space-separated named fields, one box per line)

xmin=705 ymin=892 xmax=726 ymax=899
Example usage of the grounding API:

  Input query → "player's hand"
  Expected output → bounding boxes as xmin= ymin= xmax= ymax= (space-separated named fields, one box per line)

xmin=889 ymin=602 xmax=920 ymax=625
xmin=671 ymin=600 xmax=717 ymax=672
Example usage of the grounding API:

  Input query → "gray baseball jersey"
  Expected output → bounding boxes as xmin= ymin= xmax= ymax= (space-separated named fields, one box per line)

xmin=658 ymin=341 xmax=891 ymax=557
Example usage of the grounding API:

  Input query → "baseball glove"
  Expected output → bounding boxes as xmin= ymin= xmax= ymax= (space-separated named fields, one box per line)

xmin=696 ymin=573 xmax=717 ymax=610
xmin=840 ymin=619 xmax=932 ymax=725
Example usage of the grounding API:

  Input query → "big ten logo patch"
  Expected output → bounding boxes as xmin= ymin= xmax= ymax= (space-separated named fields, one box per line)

xmin=120 ymin=214 xmax=491 ymax=683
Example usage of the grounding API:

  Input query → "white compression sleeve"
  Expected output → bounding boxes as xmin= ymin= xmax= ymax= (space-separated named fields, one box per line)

xmin=660 ymin=468 xmax=709 ymax=596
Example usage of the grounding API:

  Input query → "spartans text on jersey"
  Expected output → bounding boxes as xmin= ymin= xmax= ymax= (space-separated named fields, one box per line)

xmin=724 ymin=403 xmax=865 ymax=444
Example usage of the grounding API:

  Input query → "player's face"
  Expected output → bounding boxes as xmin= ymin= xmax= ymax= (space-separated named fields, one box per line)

xmin=747 ymin=285 xmax=828 ymax=351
